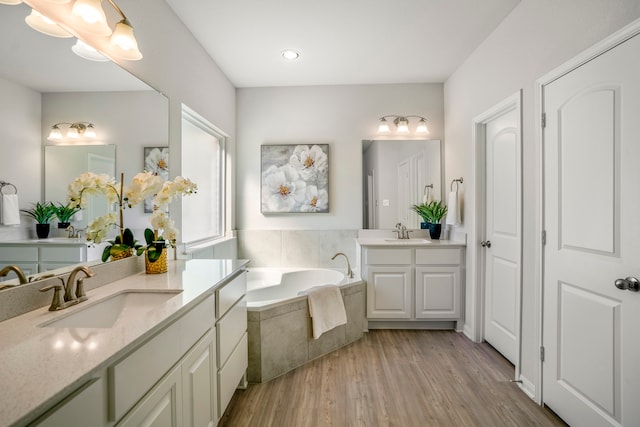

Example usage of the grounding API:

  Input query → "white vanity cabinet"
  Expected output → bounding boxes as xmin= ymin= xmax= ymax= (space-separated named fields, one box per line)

xmin=360 ymin=243 xmax=465 ymax=329
xmin=0 ymin=241 xmax=104 ymax=278
xmin=215 ymin=270 xmax=248 ymax=418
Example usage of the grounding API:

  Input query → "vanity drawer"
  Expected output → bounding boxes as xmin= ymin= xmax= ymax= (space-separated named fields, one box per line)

xmin=217 ymin=271 xmax=246 ymax=318
xmin=40 ymin=246 xmax=85 ymax=263
xmin=0 ymin=246 xmax=37 ymax=262
xmin=217 ymin=298 xmax=247 ymax=367
xmin=110 ymin=320 xmax=181 ymax=421
xmin=180 ymin=294 xmax=215 ymax=354
xmin=218 ymin=332 xmax=248 ymax=416
xmin=415 ymin=248 xmax=462 ymax=265
xmin=364 ymin=248 xmax=412 ymax=265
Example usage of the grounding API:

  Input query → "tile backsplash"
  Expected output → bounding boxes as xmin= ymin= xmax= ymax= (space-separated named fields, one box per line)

xmin=237 ymin=229 xmax=358 ymax=270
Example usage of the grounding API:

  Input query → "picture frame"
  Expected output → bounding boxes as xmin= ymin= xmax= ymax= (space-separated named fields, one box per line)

xmin=143 ymin=146 xmax=169 ymax=213
xmin=261 ymin=144 xmax=329 ymax=213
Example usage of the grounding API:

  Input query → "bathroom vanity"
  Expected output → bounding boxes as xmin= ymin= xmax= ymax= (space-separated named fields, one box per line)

xmin=356 ymin=236 xmax=466 ymax=330
xmin=0 ymin=258 xmax=248 ymax=427
xmin=0 ymin=239 xmax=107 ymax=279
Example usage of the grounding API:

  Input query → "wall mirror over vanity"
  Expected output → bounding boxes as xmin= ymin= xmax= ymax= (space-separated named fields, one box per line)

xmin=362 ymin=139 xmax=442 ymax=230
xmin=0 ymin=3 xmax=169 ymax=279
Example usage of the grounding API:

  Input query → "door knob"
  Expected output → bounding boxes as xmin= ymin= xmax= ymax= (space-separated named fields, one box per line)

xmin=614 ymin=277 xmax=640 ymax=292
xmin=480 ymin=240 xmax=492 ymax=248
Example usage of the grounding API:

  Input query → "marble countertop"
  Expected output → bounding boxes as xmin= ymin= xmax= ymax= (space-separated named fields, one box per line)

xmin=0 ymin=258 xmax=249 ymax=427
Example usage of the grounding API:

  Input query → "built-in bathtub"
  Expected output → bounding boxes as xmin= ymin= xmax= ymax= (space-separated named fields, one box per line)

xmin=246 ymin=267 xmax=366 ymax=383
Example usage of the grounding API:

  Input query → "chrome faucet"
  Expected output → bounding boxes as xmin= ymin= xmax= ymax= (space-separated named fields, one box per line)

xmin=65 ymin=265 xmax=95 ymax=303
xmin=331 ymin=252 xmax=354 ymax=278
xmin=394 ymin=223 xmax=411 ymax=239
xmin=0 ymin=265 xmax=28 ymax=285
xmin=66 ymin=225 xmax=84 ymax=239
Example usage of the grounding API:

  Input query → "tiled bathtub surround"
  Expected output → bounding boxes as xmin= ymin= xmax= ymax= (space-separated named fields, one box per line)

xmin=237 ymin=229 xmax=358 ymax=269
xmin=247 ymin=281 xmax=365 ymax=383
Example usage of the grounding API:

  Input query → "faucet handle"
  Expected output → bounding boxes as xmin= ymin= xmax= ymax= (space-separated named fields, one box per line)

xmin=76 ymin=278 xmax=88 ymax=302
xmin=40 ymin=278 xmax=67 ymax=311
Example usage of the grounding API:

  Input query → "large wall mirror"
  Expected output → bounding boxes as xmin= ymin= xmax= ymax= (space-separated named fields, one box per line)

xmin=0 ymin=4 xmax=168 ymax=266
xmin=362 ymin=139 xmax=442 ymax=229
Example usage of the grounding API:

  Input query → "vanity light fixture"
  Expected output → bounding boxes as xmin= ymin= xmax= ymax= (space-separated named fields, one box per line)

xmin=72 ymin=39 xmax=109 ymax=61
xmin=48 ymin=122 xmax=96 ymax=141
xmin=5 ymin=0 xmax=143 ymax=61
xmin=25 ymin=9 xmax=72 ymax=38
xmin=377 ymin=115 xmax=429 ymax=135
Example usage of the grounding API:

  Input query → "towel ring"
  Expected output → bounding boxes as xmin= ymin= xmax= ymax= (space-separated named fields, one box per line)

xmin=0 ymin=181 xmax=17 ymax=195
xmin=450 ymin=177 xmax=463 ymax=192
xmin=423 ymin=184 xmax=433 ymax=199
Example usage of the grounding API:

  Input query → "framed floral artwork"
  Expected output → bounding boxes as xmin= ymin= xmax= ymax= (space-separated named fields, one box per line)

xmin=261 ymin=144 xmax=329 ymax=213
xmin=144 ymin=147 xmax=169 ymax=213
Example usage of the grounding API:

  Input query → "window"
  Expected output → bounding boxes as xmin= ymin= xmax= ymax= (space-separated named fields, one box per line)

xmin=180 ymin=105 xmax=225 ymax=244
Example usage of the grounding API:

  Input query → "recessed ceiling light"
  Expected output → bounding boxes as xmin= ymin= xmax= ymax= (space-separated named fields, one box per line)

xmin=281 ymin=49 xmax=300 ymax=60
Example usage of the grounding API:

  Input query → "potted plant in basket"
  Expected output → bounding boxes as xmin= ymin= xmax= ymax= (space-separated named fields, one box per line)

xmin=411 ymin=200 xmax=448 ymax=240
xmin=53 ymin=202 xmax=81 ymax=229
xmin=21 ymin=201 xmax=56 ymax=238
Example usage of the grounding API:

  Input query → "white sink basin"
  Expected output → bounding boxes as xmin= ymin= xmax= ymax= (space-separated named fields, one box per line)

xmin=39 ymin=290 xmax=183 ymax=329
xmin=384 ymin=238 xmax=431 ymax=244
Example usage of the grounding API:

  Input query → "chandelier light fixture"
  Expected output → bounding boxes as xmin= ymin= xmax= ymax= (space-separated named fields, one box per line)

xmin=47 ymin=121 xmax=97 ymax=141
xmin=377 ymin=115 xmax=429 ymax=135
xmin=5 ymin=0 xmax=142 ymax=61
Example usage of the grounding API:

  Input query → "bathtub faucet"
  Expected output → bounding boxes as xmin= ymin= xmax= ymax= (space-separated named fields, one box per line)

xmin=331 ymin=252 xmax=354 ymax=278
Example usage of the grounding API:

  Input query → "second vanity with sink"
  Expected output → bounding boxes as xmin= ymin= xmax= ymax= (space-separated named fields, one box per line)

xmin=0 ymin=258 xmax=249 ymax=427
xmin=356 ymin=230 xmax=466 ymax=330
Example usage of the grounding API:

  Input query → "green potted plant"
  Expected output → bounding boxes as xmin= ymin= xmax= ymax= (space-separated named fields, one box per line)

xmin=426 ymin=200 xmax=448 ymax=240
xmin=53 ymin=202 xmax=81 ymax=229
xmin=410 ymin=203 xmax=432 ymax=229
xmin=21 ymin=201 xmax=56 ymax=238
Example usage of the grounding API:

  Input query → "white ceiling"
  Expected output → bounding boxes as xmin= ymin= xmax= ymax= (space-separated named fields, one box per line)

xmin=166 ymin=0 xmax=520 ymax=88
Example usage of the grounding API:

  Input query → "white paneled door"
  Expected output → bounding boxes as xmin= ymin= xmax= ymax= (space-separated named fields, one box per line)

xmin=483 ymin=104 xmax=521 ymax=366
xmin=542 ymin=32 xmax=640 ymax=426
xmin=475 ymin=92 xmax=522 ymax=368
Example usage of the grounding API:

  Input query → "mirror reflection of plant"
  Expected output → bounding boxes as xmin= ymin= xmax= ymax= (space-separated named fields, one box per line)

xmin=21 ymin=201 xmax=56 ymax=224
xmin=53 ymin=202 xmax=81 ymax=224
xmin=68 ymin=171 xmax=164 ymax=260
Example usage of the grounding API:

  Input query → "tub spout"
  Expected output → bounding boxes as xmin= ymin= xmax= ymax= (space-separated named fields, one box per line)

xmin=331 ymin=252 xmax=353 ymax=278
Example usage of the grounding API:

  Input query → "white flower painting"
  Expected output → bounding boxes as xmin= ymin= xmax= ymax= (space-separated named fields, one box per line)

xmin=143 ymin=147 xmax=169 ymax=213
xmin=261 ymin=144 xmax=329 ymax=213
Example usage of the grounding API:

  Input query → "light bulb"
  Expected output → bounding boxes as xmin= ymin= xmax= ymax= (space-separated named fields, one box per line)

xmin=109 ymin=21 xmax=142 ymax=60
xmin=415 ymin=118 xmax=429 ymax=134
xmin=70 ymin=0 xmax=111 ymax=36
xmin=84 ymin=124 xmax=96 ymax=138
xmin=25 ymin=9 xmax=73 ymax=38
xmin=48 ymin=126 xmax=63 ymax=141
xmin=67 ymin=126 xmax=79 ymax=138
xmin=396 ymin=118 xmax=409 ymax=133
xmin=377 ymin=118 xmax=390 ymax=133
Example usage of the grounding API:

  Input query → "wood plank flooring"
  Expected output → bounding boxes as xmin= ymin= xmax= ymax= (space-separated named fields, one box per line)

xmin=219 ymin=330 xmax=566 ymax=427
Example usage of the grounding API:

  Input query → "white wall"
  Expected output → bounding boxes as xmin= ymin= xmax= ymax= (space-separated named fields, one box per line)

xmin=236 ymin=83 xmax=444 ymax=231
xmin=0 ymin=77 xmax=41 ymax=240
xmin=444 ymin=0 xmax=640 ymax=396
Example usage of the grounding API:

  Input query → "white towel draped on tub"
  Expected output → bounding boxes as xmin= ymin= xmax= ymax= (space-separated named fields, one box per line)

xmin=303 ymin=285 xmax=347 ymax=339
xmin=1 ymin=194 xmax=20 ymax=225
xmin=445 ymin=191 xmax=460 ymax=226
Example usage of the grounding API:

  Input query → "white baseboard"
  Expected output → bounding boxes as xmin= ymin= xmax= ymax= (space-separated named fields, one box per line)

xmin=518 ymin=374 xmax=536 ymax=401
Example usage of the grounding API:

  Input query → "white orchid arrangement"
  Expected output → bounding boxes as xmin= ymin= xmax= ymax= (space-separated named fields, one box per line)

xmin=144 ymin=177 xmax=197 ymax=263
xmin=67 ymin=171 xmax=197 ymax=262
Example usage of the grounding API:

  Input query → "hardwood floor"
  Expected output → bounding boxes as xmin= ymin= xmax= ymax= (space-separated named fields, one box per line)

xmin=220 ymin=330 xmax=566 ymax=427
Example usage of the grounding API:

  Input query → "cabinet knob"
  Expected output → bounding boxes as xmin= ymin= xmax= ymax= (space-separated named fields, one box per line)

xmin=480 ymin=240 xmax=492 ymax=248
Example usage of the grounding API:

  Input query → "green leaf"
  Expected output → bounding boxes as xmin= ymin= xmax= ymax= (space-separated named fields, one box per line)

xmin=101 ymin=245 xmax=112 ymax=262
xmin=144 ymin=228 xmax=155 ymax=245
xmin=122 ymin=228 xmax=135 ymax=247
